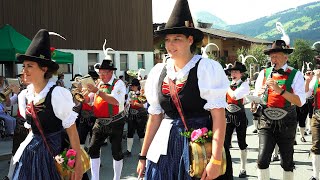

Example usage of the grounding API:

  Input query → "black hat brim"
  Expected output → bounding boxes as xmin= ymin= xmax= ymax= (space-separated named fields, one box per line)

xmin=96 ymin=67 xmax=117 ymax=70
xmin=16 ymin=54 xmax=59 ymax=71
xmin=155 ymin=27 xmax=204 ymax=43
xmin=264 ymin=48 xmax=293 ymax=55
xmin=225 ymin=67 xmax=246 ymax=73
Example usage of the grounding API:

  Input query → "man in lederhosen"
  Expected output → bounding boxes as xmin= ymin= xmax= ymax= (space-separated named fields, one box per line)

xmin=254 ymin=40 xmax=305 ymax=180
xmin=123 ymin=78 xmax=148 ymax=157
xmin=224 ymin=61 xmax=250 ymax=178
xmin=307 ymin=53 xmax=320 ymax=180
xmin=85 ymin=47 xmax=127 ymax=180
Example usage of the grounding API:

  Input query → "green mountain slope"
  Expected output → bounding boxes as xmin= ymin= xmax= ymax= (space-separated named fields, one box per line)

xmin=225 ymin=1 xmax=320 ymax=43
xmin=194 ymin=11 xmax=228 ymax=29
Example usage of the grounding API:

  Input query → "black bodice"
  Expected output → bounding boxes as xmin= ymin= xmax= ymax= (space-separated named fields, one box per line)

xmin=158 ymin=59 xmax=210 ymax=119
xmin=27 ymin=85 xmax=63 ymax=135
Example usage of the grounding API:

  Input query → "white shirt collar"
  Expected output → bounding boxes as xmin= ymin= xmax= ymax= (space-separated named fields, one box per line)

xmin=25 ymin=80 xmax=56 ymax=104
xmin=166 ymin=55 xmax=202 ymax=80
xmin=280 ymin=63 xmax=288 ymax=70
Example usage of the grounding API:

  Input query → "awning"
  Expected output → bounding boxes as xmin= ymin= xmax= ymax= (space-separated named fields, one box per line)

xmin=0 ymin=24 xmax=74 ymax=64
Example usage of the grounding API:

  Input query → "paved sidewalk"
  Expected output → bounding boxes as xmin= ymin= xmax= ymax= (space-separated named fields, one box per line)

xmin=0 ymin=105 xmax=314 ymax=179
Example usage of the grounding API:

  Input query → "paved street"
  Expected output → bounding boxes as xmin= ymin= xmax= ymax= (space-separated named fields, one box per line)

xmin=0 ymin=105 xmax=314 ymax=179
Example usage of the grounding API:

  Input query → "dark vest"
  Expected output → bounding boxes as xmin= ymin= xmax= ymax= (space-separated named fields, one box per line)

xmin=27 ymin=85 xmax=63 ymax=135
xmin=158 ymin=59 xmax=209 ymax=119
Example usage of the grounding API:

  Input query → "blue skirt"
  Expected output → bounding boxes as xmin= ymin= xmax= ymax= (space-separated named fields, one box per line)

xmin=13 ymin=131 xmax=62 ymax=180
xmin=145 ymin=116 xmax=208 ymax=180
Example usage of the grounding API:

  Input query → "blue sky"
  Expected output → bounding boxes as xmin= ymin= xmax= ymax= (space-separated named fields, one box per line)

xmin=153 ymin=0 xmax=320 ymax=25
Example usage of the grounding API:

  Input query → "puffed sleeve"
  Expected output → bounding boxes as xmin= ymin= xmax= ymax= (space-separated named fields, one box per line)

xmin=198 ymin=58 xmax=229 ymax=110
xmin=111 ymin=80 xmax=126 ymax=106
xmin=51 ymin=86 xmax=78 ymax=128
xmin=145 ymin=63 xmax=166 ymax=115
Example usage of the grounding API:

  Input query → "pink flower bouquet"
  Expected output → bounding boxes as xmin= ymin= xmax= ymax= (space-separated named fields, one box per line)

xmin=181 ymin=127 xmax=213 ymax=143
xmin=55 ymin=148 xmax=77 ymax=173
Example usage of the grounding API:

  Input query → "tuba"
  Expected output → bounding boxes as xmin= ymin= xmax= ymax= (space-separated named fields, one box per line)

xmin=0 ymin=87 xmax=12 ymax=102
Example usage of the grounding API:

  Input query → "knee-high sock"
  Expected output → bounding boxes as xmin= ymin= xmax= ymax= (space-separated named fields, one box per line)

xmin=113 ymin=159 xmax=123 ymax=180
xmin=240 ymin=149 xmax=247 ymax=170
xmin=90 ymin=158 xmax=101 ymax=180
xmin=127 ymin=138 xmax=133 ymax=152
xmin=283 ymin=171 xmax=293 ymax=180
xmin=253 ymin=119 xmax=258 ymax=129
xmin=273 ymin=144 xmax=279 ymax=156
xmin=257 ymin=168 xmax=270 ymax=180
xmin=7 ymin=156 xmax=15 ymax=179
xmin=299 ymin=127 xmax=305 ymax=137
xmin=312 ymin=153 xmax=320 ymax=179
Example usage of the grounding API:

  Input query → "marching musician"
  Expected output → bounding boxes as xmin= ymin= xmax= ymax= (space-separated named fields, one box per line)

xmin=224 ymin=61 xmax=250 ymax=178
xmin=254 ymin=40 xmax=305 ymax=180
xmin=123 ymin=78 xmax=148 ymax=157
xmin=85 ymin=47 xmax=127 ymax=180
xmin=307 ymin=54 xmax=320 ymax=180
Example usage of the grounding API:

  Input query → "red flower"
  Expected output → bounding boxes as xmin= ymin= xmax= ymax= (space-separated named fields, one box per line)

xmin=66 ymin=149 xmax=77 ymax=158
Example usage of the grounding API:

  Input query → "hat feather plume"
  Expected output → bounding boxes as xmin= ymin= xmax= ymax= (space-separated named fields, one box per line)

xmin=202 ymin=43 xmax=220 ymax=58
xmin=301 ymin=61 xmax=305 ymax=73
xmin=276 ymin=22 xmax=290 ymax=46
xmin=48 ymin=32 xmax=66 ymax=40
xmin=306 ymin=62 xmax=313 ymax=71
xmin=103 ymin=39 xmax=115 ymax=61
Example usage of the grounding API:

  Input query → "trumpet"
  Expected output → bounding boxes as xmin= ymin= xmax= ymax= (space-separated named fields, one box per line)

xmin=71 ymin=88 xmax=86 ymax=103
xmin=137 ymin=95 xmax=147 ymax=103
xmin=0 ymin=87 xmax=12 ymax=102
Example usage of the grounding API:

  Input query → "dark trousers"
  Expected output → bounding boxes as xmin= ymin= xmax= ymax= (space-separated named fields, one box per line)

xmin=77 ymin=115 xmax=95 ymax=144
xmin=257 ymin=110 xmax=297 ymax=171
xmin=127 ymin=108 xmax=148 ymax=138
xmin=224 ymin=110 xmax=248 ymax=150
xmin=296 ymin=103 xmax=308 ymax=127
xmin=311 ymin=114 xmax=320 ymax=154
xmin=88 ymin=119 xmax=125 ymax=160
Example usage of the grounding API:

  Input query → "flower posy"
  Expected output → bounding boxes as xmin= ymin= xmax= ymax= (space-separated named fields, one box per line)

xmin=181 ymin=127 xmax=212 ymax=143
xmin=55 ymin=148 xmax=77 ymax=171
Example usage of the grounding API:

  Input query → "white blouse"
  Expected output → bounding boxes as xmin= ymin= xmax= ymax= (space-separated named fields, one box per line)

xmin=20 ymin=81 xmax=78 ymax=129
xmin=145 ymin=55 xmax=229 ymax=115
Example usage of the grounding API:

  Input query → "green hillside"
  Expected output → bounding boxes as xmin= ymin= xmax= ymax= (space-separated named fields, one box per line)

xmin=225 ymin=1 xmax=320 ymax=44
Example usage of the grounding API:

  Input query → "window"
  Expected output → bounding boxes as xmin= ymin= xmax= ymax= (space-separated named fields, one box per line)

xmin=58 ymin=64 xmax=72 ymax=73
xmin=137 ymin=54 xmax=145 ymax=69
xmin=88 ymin=53 xmax=98 ymax=71
xmin=120 ymin=54 xmax=128 ymax=71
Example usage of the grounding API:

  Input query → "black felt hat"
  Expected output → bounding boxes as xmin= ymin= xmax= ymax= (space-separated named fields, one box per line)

xmin=225 ymin=61 xmax=247 ymax=73
xmin=264 ymin=40 xmax=294 ymax=55
xmin=70 ymin=74 xmax=83 ymax=81
xmin=130 ymin=78 xmax=140 ymax=86
xmin=96 ymin=60 xmax=117 ymax=70
xmin=155 ymin=0 xmax=204 ymax=43
xmin=16 ymin=29 xmax=59 ymax=71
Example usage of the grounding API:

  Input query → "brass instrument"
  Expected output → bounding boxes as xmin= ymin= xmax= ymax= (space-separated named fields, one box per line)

xmin=71 ymin=88 xmax=85 ymax=103
xmin=137 ymin=95 xmax=147 ymax=104
xmin=0 ymin=87 xmax=12 ymax=102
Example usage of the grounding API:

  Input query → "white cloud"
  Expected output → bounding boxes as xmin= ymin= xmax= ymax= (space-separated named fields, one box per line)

xmin=152 ymin=0 xmax=320 ymax=24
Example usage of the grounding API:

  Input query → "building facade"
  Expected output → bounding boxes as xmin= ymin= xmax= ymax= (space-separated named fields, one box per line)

xmin=0 ymin=0 xmax=154 ymax=88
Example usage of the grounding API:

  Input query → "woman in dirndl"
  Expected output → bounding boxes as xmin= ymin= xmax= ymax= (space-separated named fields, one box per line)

xmin=136 ymin=0 xmax=232 ymax=179
xmin=12 ymin=29 xmax=83 ymax=180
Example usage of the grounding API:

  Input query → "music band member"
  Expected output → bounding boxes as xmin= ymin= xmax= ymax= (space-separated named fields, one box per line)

xmin=224 ymin=61 xmax=250 ymax=178
xmin=85 ymin=57 xmax=126 ymax=180
xmin=307 ymin=54 xmax=320 ymax=180
xmin=254 ymin=40 xmax=306 ymax=180
xmin=123 ymin=78 xmax=148 ymax=157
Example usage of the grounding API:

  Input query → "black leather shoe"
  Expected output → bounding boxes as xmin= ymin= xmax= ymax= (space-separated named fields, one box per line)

xmin=271 ymin=154 xmax=280 ymax=162
xmin=301 ymin=137 xmax=307 ymax=142
xmin=309 ymin=176 xmax=317 ymax=180
xmin=1 ymin=176 xmax=9 ymax=180
xmin=238 ymin=170 xmax=247 ymax=178
xmin=252 ymin=129 xmax=258 ymax=133
xmin=123 ymin=150 xmax=131 ymax=157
